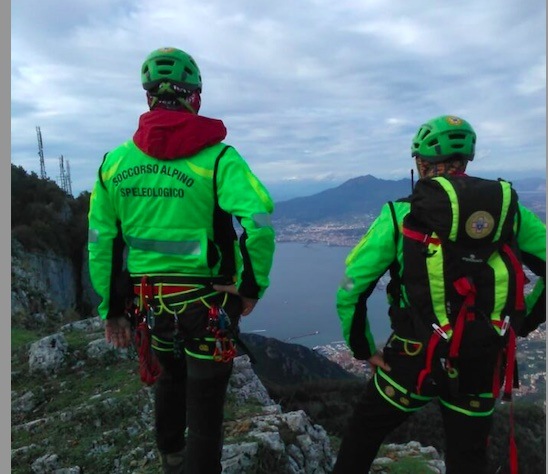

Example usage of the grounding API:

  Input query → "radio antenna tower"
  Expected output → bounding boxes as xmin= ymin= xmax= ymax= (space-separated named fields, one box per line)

xmin=65 ymin=160 xmax=73 ymax=196
xmin=58 ymin=155 xmax=73 ymax=196
xmin=36 ymin=126 xmax=47 ymax=179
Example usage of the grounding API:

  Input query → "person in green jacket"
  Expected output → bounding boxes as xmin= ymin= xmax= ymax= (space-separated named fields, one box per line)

xmin=333 ymin=115 xmax=546 ymax=474
xmin=87 ymin=47 xmax=276 ymax=474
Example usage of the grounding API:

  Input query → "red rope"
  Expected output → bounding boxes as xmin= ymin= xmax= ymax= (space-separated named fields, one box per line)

xmin=134 ymin=321 xmax=162 ymax=386
xmin=502 ymin=329 xmax=517 ymax=402
xmin=134 ymin=275 xmax=162 ymax=386
xmin=508 ymin=401 xmax=519 ymax=474
xmin=502 ymin=244 xmax=526 ymax=311
xmin=450 ymin=277 xmax=476 ymax=359
xmin=416 ymin=331 xmax=442 ymax=394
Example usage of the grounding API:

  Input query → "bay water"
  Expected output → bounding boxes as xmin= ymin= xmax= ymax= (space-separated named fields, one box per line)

xmin=239 ymin=242 xmax=392 ymax=348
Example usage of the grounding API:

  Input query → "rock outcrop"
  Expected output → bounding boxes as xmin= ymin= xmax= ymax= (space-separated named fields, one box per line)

xmin=11 ymin=239 xmax=78 ymax=315
xmin=13 ymin=315 xmax=338 ymax=473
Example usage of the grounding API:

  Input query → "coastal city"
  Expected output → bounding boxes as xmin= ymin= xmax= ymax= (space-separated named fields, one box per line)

xmin=274 ymin=219 xmax=373 ymax=247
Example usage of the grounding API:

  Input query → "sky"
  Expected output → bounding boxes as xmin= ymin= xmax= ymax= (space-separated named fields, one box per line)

xmin=11 ymin=0 xmax=546 ymax=200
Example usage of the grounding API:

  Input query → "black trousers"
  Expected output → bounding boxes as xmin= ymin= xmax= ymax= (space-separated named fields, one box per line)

xmin=151 ymin=293 xmax=242 ymax=474
xmin=333 ymin=334 xmax=498 ymax=474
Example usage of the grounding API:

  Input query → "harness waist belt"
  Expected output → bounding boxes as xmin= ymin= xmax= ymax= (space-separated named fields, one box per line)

xmin=132 ymin=275 xmax=233 ymax=306
xmin=133 ymin=284 xmax=199 ymax=296
xmin=130 ymin=275 xmax=232 ymax=286
xmin=133 ymin=284 xmax=218 ymax=306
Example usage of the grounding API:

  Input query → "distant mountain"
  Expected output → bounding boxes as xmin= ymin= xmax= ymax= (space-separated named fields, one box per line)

xmin=510 ymin=177 xmax=546 ymax=194
xmin=273 ymin=175 xmax=546 ymax=225
xmin=273 ymin=175 xmax=412 ymax=224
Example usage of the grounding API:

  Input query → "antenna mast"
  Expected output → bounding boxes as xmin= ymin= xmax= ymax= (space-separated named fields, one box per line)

xmin=35 ymin=126 xmax=73 ymax=196
xmin=58 ymin=155 xmax=73 ymax=196
xmin=66 ymin=160 xmax=73 ymax=196
xmin=36 ymin=126 xmax=47 ymax=179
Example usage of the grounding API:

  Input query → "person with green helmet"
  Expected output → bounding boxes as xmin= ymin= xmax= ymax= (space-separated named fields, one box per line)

xmin=87 ymin=47 xmax=276 ymax=474
xmin=333 ymin=115 xmax=546 ymax=473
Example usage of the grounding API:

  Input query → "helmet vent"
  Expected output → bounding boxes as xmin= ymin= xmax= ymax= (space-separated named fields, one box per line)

xmin=449 ymin=133 xmax=466 ymax=139
xmin=156 ymin=59 xmax=175 ymax=66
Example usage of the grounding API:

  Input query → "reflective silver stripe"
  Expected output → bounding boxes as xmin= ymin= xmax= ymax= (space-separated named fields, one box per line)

xmin=126 ymin=236 xmax=201 ymax=255
xmin=253 ymin=212 xmax=272 ymax=228
xmin=340 ymin=276 xmax=354 ymax=291
xmin=88 ymin=229 xmax=99 ymax=243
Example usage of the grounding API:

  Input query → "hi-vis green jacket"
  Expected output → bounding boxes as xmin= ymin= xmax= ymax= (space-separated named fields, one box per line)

xmin=88 ymin=109 xmax=276 ymax=319
xmin=337 ymin=190 xmax=546 ymax=361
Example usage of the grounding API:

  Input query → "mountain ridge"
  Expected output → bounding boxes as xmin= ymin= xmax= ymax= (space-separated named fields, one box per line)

xmin=271 ymin=174 xmax=546 ymax=246
xmin=273 ymin=175 xmax=412 ymax=223
xmin=273 ymin=174 xmax=547 ymax=203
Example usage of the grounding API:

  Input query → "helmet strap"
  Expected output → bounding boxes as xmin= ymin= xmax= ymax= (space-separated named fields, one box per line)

xmin=176 ymin=98 xmax=197 ymax=114
xmin=147 ymin=94 xmax=159 ymax=110
xmin=184 ymin=90 xmax=201 ymax=114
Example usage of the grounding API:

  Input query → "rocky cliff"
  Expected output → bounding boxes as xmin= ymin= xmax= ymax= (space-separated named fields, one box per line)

xmin=13 ymin=316 xmax=336 ymax=473
xmin=11 ymin=242 xmax=447 ymax=473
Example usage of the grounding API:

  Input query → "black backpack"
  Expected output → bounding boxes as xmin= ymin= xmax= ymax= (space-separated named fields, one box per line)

xmin=390 ymin=175 xmax=527 ymax=398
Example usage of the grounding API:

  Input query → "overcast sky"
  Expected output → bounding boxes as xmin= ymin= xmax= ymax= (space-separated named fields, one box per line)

xmin=11 ymin=0 xmax=546 ymax=199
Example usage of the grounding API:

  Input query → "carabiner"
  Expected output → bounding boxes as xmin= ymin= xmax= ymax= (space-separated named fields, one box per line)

xmin=432 ymin=323 xmax=449 ymax=340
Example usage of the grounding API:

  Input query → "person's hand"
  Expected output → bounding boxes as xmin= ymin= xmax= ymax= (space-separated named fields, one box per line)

xmin=105 ymin=316 xmax=132 ymax=348
xmin=367 ymin=351 xmax=391 ymax=373
xmin=213 ymin=284 xmax=258 ymax=316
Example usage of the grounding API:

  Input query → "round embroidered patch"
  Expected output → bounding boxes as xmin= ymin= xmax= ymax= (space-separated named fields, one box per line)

xmin=465 ymin=211 xmax=495 ymax=239
xmin=385 ymin=386 xmax=395 ymax=398
xmin=446 ymin=116 xmax=463 ymax=126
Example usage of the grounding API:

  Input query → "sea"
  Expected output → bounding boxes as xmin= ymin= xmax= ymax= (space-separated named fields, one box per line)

xmin=239 ymin=241 xmax=392 ymax=348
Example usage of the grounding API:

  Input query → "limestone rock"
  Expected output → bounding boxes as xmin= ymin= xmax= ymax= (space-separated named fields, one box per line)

xmin=28 ymin=333 xmax=68 ymax=374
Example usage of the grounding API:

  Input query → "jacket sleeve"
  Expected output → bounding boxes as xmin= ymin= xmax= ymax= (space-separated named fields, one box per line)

xmin=87 ymin=161 xmax=127 ymax=320
xmin=337 ymin=202 xmax=400 ymax=360
xmin=516 ymin=204 xmax=546 ymax=336
xmin=215 ymin=148 xmax=275 ymax=299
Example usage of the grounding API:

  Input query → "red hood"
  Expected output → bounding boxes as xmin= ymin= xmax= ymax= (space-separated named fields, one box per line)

xmin=133 ymin=109 xmax=227 ymax=160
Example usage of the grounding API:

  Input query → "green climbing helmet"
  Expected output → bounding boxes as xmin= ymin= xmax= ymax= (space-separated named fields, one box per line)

xmin=141 ymin=47 xmax=202 ymax=92
xmin=411 ymin=115 xmax=476 ymax=162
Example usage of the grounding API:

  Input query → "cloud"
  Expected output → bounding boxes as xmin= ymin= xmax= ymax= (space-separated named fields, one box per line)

xmin=516 ymin=56 xmax=547 ymax=95
xmin=11 ymin=0 xmax=546 ymax=196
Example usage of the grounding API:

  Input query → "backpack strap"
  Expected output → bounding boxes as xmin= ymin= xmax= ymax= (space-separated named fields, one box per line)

xmin=212 ymin=145 xmax=232 ymax=203
xmin=387 ymin=201 xmax=403 ymax=307
xmin=390 ymin=199 xmax=453 ymax=363
xmin=402 ymin=227 xmax=441 ymax=246
xmin=387 ymin=201 xmax=399 ymax=246
xmin=211 ymin=145 xmax=237 ymax=276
